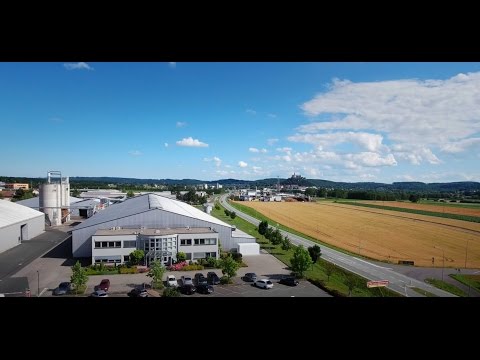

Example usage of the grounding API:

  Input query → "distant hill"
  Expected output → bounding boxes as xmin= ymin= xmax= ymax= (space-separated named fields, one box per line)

xmin=1 ymin=175 xmax=479 ymax=193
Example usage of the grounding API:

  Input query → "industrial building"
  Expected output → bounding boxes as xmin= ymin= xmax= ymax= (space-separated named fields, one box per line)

xmin=4 ymin=183 xmax=29 ymax=190
xmin=0 ymin=199 xmax=45 ymax=254
xmin=39 ymin=171 xmax=72 ymax=226
xmin=71 ymin=193 xmax=257 ymax=262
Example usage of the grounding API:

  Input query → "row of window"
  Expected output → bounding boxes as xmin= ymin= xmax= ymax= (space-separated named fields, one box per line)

xmin=94 ymin=258 xmax=121 ymax=264
xmin=180 ymin=238 xmax=217 ymax=246
xmin=94 ymin=241 xmax=122 ymax=249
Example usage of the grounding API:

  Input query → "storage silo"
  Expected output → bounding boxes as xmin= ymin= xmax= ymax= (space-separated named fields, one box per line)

xmin=39 ymin=171 xmax=70 ymax=226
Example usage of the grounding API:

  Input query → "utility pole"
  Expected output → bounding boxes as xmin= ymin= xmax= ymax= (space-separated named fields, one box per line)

xmin=465 ymin=239 xmax=469 ymax=269
xmin=37 ymin=270 xmax=40 ymax=297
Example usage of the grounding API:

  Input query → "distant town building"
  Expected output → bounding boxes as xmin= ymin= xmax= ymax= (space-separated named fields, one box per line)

xmin=5 ymin=183 xmax=29 ymax=190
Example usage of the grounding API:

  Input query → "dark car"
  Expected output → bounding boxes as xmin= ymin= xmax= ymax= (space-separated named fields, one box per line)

xmin=279 ymin=276 xmax=299 ymax=286
xmin=207 ymin=272 xmax=220 ymax=285
xmin=181 ymin=284 xmax=197 ymax=295
xmin=243 ymin=273 xmax=257 ymax=282
xmin=96 ymin=279 xmax=110 ymax=292
xmin=53 ymin=282 xmax=71 ymax=296
xmin=129 ymin=288 xmax=148 ymax=297
xmin=194 ymin=273 xmax=208 ymax=286
xmin=196 ymin=284 xmax=214 ymax=294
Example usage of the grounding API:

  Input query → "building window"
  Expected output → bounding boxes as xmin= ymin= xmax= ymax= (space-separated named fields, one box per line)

xmin=185 ymin=253 xmax=192 ymax=260
xmin=124 ymin=240 xmax=136 ymax=248
xmin=94 ymin=242 xmax=101 ymax=248
xmin=193 ymin=252 xmax=206 ymax=259
xmin=124 ymin=255 xmax=130 ymax=262
xmin=180 ymin=239 xmax=192 ymax=246
xmin=115 ymin=241 xmax=121 ymax=248
xmin=206 ymin=252 xmax=217 ymax=258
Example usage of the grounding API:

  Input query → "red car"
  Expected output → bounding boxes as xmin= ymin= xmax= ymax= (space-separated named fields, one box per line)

xmin=97 ymin=279 xmax=110 ymax=292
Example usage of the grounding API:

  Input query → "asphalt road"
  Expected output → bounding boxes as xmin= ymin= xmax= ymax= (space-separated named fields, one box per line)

xmin=220 ymin=194 xmax=456 ymax=297
xmin=0 ymin=228 xmax=70 ymax=294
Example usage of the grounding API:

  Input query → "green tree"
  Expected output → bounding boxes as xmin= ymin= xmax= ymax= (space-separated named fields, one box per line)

xmin=127 ymin=190 xmax=135 ymax=198
xmin=176 ymin=251 xmax=186 ymax=262
xmin=270 ymin=228 xmax=283 ymax=245
xmin=147 ymin=260 xmax=166 ymax=289
xmin=258 ymin=220 xmax=268 ymax=235
xmin=290 ymin=245 xmax=313 ymax=278
xmin=281 ymin=236 xmax=292 ymax=251
xmin=325 ymin=261 xmax=335 ymax=281
xmin=308 ymin=245 xmax=322 ymax=263
xmin=214 ymin=202 xmax=220 ymax=210
xmin=219 ymin=254 xmax=239 ymax=281
xmin=224 ymin=209 xmax=231 ymax=217
xmin=344 ymin=273 xmax=360 ymax=297
xmin=409 ymin=194 xmax=419 ymax=203
xmin=129 ymin=249 xmax=145 ymax=265
xmin=229 ymin=211 xmax=236 ymax=219
xmin=162 ymin=287 xmax=180 ymax=297
xmin=70 ymin=260 xmax=88 ymax=294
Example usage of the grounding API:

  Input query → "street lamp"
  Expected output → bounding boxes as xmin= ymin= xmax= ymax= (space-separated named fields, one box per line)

xmin=37 ymin=270 xmax=40 ymax=297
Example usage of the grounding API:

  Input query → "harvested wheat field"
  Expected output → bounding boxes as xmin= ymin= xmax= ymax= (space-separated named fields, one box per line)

xmin=235 ymin=201 xmax=480 ymax=268
xmin=355 ymin=200 xmax=480 ymax=217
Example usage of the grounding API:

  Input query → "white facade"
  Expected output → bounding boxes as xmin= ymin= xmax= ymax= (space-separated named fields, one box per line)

xmin=238 ymin=242 xmax=260 ymax=255
xmin=90 ymin=227 xmax=218 ymax=265
xmin=0 ymin=200 xmax=45 ymax=253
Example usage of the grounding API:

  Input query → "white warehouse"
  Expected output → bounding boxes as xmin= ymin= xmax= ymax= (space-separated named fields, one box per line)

xmin=71 ymin=193 xmax=256 ymax=262
xmin=0 ymin=200 xmax=45 ymax=254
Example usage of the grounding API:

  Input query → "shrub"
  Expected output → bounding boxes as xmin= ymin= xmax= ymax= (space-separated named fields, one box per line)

xmin=206 ymin=257 xmax=218 ymax=268
xmin=220 ymin=276 xmax=232 ymax=284
xmin=231 ymin=252 xmax=243 ymax=263
xmin=163 ymin=287 xmax=180 ymax=297
xmin=224 ymin=209 xmax=231 ymax=216
xmin=167 ymin=261 xmax=187 ymax=271
xmin=229 ymin=211 xmax=236 ymax=219
xmin=181 ymin=264 xmax=204 ymax=271
xmin=119 ymin=267 xmax=138 ymax=274
xmin=177 ymin=252 xmax=186 ymax=262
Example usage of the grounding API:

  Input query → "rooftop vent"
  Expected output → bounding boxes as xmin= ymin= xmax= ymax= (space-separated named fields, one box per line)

xmin=155 ymin=229 xmax=160 ymax=234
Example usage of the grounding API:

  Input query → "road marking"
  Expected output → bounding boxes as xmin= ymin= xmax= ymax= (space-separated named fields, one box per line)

xmin=39 ymin=288 xmax=48 ymax=297
xmin=354 ymin=258 xmax=393 ymax=270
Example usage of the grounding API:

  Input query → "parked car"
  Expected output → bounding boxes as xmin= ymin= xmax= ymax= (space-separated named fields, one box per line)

xmin=96 ymin=279 xmax=110 ymax=292
xmin=194 ymin=273 xmax=208 ymax=286
xmin=254 ymin=279 xmax=273 ymax=289
xmin=207 ymin=272 xmax=220 ymax=285
xmin=53 ymin=282 xmax=71 ymax=296
xmin=279 ymin=276 xmax=299 ymax=286
xmin=181 ymin=276 xmax=193 ymax=286
xmin=129 ymin=288 xmax=148 ymax=297
xmin=166 ymin=275 xmax=178 ymax=287
xmin=90 ymin=290 xmax=108 ymax=297
xmin=181 ymin=284 xmax=196 ymax=295
xmin=243 ymin=273 xmax=257 ymax=282
xmin=196 ymin=284 xmax=214 ymax=294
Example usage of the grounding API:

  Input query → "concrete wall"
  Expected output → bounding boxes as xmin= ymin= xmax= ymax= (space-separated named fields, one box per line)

xmin=72 ymin=208 xmax=235 ymax=258
xmin=92 ymin=234 xmax=137 ymax=264
xmin=0 ymin=214 xmax=44 ymax=254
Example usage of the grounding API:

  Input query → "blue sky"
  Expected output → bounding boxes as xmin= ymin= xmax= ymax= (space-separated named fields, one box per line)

xmin=2 ymin=62 xmax=480 ymax=183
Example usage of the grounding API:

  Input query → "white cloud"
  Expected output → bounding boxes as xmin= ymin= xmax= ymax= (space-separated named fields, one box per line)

xmin=298 ymin=72 xmax=480 ymax=165
xmin=268 ymin=113 xmax=277 ymax=118
xmin=249 ymin=147 xmax=259 ymax=153
xmin=169 ymin=62 xmax=176 ymax=68
xmin=441 ymin=137 xmax=480 ymax=153
xmin=267 ymin=138 xmax=279 ymax=146
xmin=276 ymin=147 xmax=292 ymax=153
xmin=63 ymin=62 xmax=94 ymax=71
xmin=253 ymin=166 xmax=262 ymax=172
xmin=176 ymin=121 xmax=187 ymax=128
xmin=289 ymin=132 xmax=387 ymax=152
xmin=260 ymin=148 xmax=267 ymax=153
xmin=203 ymin=157 xmax=222 ymax=167
xmin=225 ymin=164 xmax=232 ymax=168
xmin=176 ymin=137 xmax=209 ymax=147
xmin=164 ymin=143 xmax=169 ymax=147
xmin=246 ymin=109 xmax=257 ymax=115
xmin=129 ymin=150 xmax=142 ymax=156
xmin=238 ymin=161 xmax=248 ymax=168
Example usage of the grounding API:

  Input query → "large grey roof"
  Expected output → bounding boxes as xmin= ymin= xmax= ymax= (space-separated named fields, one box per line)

xmin=15 ymin=196 xmax=82 ymax=208
xmin=72 ymin=193 xmax=231 ymax=231
xmin=0 ymin=199 xmax=44 ymax=229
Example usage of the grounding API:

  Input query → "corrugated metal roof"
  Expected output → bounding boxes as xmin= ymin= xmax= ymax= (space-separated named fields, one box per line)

xmin=72 ymin=193 xmax=231 ymax=231
xmin=231 ymin=228 xmax=256 ymax=239
xmin=15 ymin=196 xmax=82 ymax=208
xmin=0 ymin=199 xmax=44 ymax=228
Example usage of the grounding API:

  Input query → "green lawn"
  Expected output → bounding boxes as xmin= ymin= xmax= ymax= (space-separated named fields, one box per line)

xmin=424 ymin=278 xmax=467 ymax=297
xmin=411 ymin=287 xmax=438 ymax=297
xmin=212 ymin=204 xmax=401 ymax=297
xmin=449 ymin=274 xmax=480 ymax=294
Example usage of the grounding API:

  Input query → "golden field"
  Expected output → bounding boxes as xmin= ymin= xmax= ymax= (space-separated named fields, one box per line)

xmin=356 ymin=200 xmax=480 ymax=217
xmin=235 ymin=201 xmax=480 ymax=268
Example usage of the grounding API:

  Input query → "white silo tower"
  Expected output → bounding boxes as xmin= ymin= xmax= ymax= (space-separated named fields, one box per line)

xmin=39 ymin=171 xmax=71 ymax=226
